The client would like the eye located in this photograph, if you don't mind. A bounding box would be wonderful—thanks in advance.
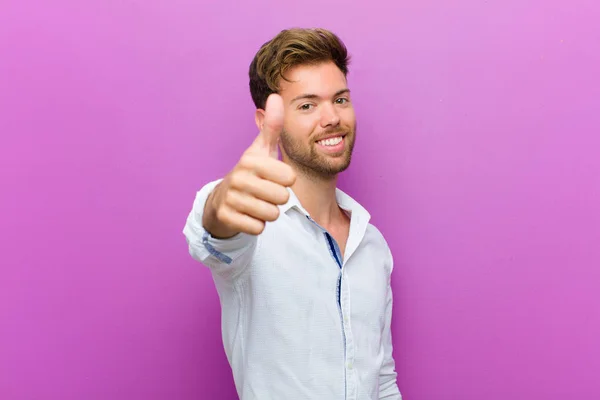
[299,103,314,110]
[335,97,349,105]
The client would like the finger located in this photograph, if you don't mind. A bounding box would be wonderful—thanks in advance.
[218,205,266,236]
[224,189,281,222]
[252,158,296,187]
[230,172,290,205]
[256,94,284,158]
[237,154,296,187]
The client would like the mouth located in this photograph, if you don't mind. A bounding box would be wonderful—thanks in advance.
[316,133,346,146]
[315,134,347,154]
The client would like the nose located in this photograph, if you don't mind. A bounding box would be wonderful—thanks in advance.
[320,103,340,128]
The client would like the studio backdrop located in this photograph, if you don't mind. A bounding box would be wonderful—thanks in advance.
[1,0,599,399]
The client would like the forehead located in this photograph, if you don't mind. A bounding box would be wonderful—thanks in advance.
[279,61,348,98]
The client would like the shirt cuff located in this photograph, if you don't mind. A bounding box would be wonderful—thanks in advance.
[200,229,255,265]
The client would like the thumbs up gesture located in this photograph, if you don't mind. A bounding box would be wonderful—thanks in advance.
[202,94,297,238]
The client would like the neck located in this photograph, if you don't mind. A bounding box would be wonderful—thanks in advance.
[290,168,342,229]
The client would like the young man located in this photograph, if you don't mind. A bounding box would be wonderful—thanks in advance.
[183,28,402,400]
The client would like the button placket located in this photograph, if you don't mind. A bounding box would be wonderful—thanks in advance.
[306,214,349,398]
[340,271,357,399]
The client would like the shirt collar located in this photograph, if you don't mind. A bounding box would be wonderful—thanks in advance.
[279,186,371,263]
[279,186,371,223]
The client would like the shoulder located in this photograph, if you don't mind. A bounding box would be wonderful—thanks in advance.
[365,222,390,250]
[365,222,394,272]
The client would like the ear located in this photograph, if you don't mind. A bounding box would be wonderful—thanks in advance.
[255,108,266,131]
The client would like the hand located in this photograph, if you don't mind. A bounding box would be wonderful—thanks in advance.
[203,94,297,238]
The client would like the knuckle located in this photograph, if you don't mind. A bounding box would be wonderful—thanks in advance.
[277,164,294,184]
[286,167,297,184]
[265,184,288,205]
[215,207,228,223]
[252,221,266,235]
[239,154,256,170]
[229,172,243,189]
[279,188,290,204]
[264,204,280,221]
[223,190,238,208]
[270,205,281,220]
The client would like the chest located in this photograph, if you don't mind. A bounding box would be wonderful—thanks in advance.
[256,214,389,294]
[327,223,350,259]
[251,221,390,335]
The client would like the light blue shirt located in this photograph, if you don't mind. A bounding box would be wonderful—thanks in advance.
[183,179,402,400]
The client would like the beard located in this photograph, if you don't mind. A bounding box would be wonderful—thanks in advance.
[279,125,356,179]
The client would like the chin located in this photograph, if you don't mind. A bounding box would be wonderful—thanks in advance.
[317,159,352,176]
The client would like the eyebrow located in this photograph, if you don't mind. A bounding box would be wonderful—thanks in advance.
[290,88,350,104]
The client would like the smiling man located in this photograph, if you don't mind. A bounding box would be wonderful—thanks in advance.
[183,28,402,400]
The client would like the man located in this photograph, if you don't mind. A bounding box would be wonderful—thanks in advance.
[183,27,402,400]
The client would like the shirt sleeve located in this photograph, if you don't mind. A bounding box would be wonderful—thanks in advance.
[379,246,402,400]
[182,179,258,281]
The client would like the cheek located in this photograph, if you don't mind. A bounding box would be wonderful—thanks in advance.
[285,114,319,138]
[340,108,356,127]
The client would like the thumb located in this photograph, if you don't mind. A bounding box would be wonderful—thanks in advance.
[257,94,284,158]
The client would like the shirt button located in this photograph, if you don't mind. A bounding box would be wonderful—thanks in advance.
[348,363,353,369]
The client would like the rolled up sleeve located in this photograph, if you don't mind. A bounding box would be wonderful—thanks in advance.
[183,179,257,281]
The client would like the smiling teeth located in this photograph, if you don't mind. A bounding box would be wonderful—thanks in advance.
[318,136,343,146]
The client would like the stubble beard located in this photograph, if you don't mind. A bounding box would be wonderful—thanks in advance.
[279,125,356,181]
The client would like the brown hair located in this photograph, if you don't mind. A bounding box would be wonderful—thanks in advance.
[249,28,350,109]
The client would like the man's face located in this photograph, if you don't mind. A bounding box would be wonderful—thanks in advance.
[277,61,356,179]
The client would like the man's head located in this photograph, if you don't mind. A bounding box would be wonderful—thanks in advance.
[249,28,356,179]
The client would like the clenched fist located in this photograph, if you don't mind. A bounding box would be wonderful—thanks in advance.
[202,94,297,238]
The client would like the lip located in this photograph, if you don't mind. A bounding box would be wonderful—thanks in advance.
[314,133,347,143]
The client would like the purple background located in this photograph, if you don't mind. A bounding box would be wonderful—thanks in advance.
[1,0,599,399]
